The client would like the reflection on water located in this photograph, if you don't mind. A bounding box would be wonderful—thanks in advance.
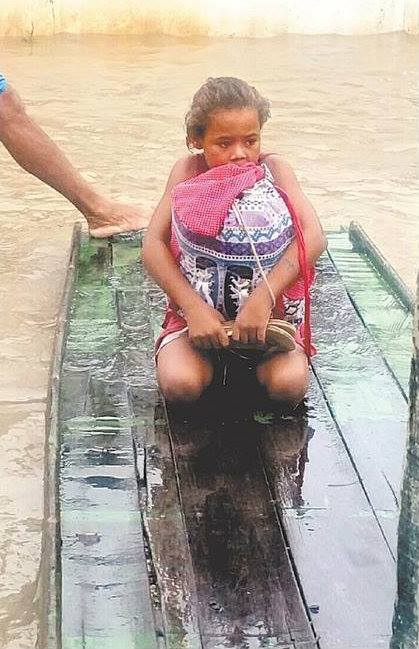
[0,32,418,646]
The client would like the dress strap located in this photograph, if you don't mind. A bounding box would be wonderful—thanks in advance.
[230,202,276,310]
[274,185,313,358]
[261,161,275,183]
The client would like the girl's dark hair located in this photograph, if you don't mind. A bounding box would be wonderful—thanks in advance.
[185,77,270,149]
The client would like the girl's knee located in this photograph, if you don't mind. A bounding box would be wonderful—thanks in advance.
[159,367,213,403]
[257,364,309,405]
[264,376,308,405]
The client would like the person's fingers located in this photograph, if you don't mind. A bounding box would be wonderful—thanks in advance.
[214,328,228,348]
[231,324,265,346]
[218,329,230,348]
[212,326,231,348]
[207,334,220,349]
[231,322,240,342]
[256,326,266,344]
[247,327,260,345]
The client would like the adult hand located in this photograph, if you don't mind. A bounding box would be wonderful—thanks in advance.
[232,290,272,346]
[184,302,229,350]
[86,198,150,238]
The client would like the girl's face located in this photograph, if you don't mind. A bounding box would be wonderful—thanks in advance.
[195,107,261,168]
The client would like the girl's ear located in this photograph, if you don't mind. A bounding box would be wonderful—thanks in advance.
[186,137,203,152]
[192,136,204,150]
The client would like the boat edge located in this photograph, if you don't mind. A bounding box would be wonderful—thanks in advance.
[348,220,415,314]
[36,223,82,649]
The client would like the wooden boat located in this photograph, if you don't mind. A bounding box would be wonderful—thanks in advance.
[38,222,414,649]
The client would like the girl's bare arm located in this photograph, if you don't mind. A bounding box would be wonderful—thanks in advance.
[233,155,327,343]
[261,154,327,295]
[142,158,229,349]
[143,157,202,312]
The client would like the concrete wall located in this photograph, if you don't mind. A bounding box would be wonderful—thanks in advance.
[0,0,418,38]
[404,0,419,31]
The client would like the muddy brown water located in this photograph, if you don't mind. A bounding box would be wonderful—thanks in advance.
[0,32,418,647]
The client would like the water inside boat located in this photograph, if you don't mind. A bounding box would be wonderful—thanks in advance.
[39,224,413,649]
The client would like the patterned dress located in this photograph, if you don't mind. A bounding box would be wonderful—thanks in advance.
[171,164,305,327]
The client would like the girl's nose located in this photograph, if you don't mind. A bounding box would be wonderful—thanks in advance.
[230,144,246,161]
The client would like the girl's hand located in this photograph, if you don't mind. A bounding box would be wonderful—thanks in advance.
[232,290,273,346]
[184,302,229,350]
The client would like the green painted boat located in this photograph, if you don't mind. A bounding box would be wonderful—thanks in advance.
[38,222,414,649]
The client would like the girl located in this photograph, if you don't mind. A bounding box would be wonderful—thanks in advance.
[143,77,326,405]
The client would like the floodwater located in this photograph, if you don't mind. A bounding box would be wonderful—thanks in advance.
[0,32,418,647]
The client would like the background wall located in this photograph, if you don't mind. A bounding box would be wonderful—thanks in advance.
[1,0,418,39]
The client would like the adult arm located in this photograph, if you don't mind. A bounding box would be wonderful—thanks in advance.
[233,154,327,344]
[142,156,229,349]
[0,82,148,236]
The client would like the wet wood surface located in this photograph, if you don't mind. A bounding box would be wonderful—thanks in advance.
[49,229,411,649]
[259,379,395,648]
[311,252,408,556]
[58,237,159,649]
[327,230,413,393]
[131,386,202,649]
[391,274,419,649]
[166,396,318,648]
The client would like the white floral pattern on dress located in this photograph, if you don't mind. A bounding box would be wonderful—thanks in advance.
[193,265,215,307]
[229,275,252,311]
[283,297,305,326]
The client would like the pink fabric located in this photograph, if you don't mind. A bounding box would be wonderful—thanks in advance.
[155,309,187,355]
[171,162,265,238]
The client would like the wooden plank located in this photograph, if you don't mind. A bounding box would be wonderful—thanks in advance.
[259,377,395,648]
[327,230,412,394]
[57,233,159,649]
[391,274,419,649]
[111,236,203,647]
[39,224,81,649]
[112,239,202,649]
[65,238,118,369]
[130,386,203,648]
[59,402,158,649]
[311,252,407,555]
[348,222,414,314]
[165,398,318,649]
[59,368,90,420]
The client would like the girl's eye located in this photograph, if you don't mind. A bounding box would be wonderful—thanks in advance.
[219,142,229,149]
[246,139,257,146]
